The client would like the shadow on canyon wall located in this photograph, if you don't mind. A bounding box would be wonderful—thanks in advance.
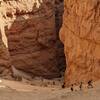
[3,0,66,79]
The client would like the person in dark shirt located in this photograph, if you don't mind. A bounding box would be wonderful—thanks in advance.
[87,80,93,88]
[71,84,74,91]
[62,82,65,88]
[79,82,83,90]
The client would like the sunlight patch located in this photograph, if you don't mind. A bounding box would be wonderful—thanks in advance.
[33,0,43,8]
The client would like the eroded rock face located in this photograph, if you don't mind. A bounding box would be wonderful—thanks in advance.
[60,0,100,86]
[0,38,11,77]
[0,0,62,79]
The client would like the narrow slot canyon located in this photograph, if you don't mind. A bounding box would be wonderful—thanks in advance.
[0,0,99,89]
[0,0,99,100]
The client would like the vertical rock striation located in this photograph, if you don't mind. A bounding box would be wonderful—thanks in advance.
[60,0,100,86]
[0,37,11,77]
[0,0,11,77]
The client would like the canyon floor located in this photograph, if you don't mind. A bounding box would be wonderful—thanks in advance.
[0,79,99,100]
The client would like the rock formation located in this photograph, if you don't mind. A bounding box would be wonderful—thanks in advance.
[6,0,60,79]
[0,0,11,77]
[60,0,100,86]
[0,0,65,79]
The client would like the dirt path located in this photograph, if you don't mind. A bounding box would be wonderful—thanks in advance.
[0,79,99,100]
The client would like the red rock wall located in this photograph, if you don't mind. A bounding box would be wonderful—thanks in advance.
[6,0,60,78]
[0,38,11,77]
[0,0,65,79]
[0,0,12,77]
[60,0,100,86]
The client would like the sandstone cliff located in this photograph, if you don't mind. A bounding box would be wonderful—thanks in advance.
[7,0,60,78]
[0,0,11,77]
[0,0,65,79]
[60,0,100,86]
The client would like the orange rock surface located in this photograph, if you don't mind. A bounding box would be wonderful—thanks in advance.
[60,0,100,86]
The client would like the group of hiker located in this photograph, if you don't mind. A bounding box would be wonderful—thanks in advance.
[62,80,93,91]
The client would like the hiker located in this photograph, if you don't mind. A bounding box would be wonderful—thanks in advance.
[52,81,55,85]
[79,82,83,91]
[62,82,65,88]
[71,84,74,91]
[87,80,93,89]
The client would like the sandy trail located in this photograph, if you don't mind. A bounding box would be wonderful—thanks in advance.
[0,79,99,100]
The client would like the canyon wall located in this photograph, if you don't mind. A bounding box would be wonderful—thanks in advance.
[0,0,12,77]
[60,0,100,86]
[0,36,11,77]
[55,0,65,72]
[7,0,60,79]
[0,0,65,79]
